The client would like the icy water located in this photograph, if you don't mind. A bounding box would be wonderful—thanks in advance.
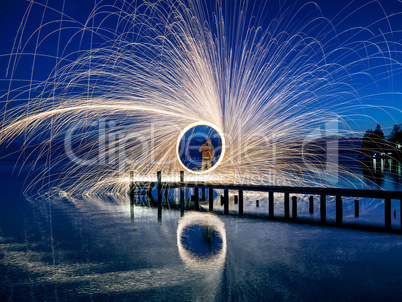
[1,165,402,301]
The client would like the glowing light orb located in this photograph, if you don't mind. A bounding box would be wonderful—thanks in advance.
[176,121,225,174]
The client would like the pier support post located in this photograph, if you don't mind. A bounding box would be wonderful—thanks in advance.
[234,195,239,204]
[269,192,274,218]
[164,187,168,205]
[194,187,199,211]
[180,171,184,214]
[146,184,154,204]
[201,188,206,201]
[239,190,243,216]
[385,198,391,231]
[130,194,134,222]
[209,188,214,212]
[224,189,229,214]
[309,196,314,214]
[221,195,224,206]
[292,196,297,220]
[354,199,359,217]
[336,195,343,225]
[284,193,290,219]
[129,171,134,203]
[157,171,162,220]
[320,194,326,224]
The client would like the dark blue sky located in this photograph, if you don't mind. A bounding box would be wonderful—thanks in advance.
[1,0,401,136]
[314,0,402,135]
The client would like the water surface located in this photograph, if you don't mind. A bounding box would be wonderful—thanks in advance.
[1,166,402,301]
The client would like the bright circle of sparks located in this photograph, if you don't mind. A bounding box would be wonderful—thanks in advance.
[177,212,227,272]
[176,121,225,174]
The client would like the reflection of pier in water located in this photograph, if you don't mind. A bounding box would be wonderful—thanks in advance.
[128,171,402,234]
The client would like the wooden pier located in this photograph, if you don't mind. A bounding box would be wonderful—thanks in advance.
[129,171,402,234]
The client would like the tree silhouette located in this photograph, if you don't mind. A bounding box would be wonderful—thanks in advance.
[373,123,385,139]
[389,124,402,161]
[389,124,402,146]
[360,124,386,158]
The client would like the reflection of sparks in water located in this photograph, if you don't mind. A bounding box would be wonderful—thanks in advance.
[0,0,401,195]
[177,212,227,272]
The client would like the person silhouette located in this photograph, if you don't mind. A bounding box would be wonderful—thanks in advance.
[199,138,214,171]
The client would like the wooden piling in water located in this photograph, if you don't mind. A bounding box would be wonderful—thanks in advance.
[269,192,274,218]
[209,188,214,212]
[354,199,359,217]
[129,171,134,203]
[164,187,168,205]
[336,195,343,225]
[130,195,134,222]
[284,193,290,219]
[146,184,153,202]
[239,190,244,216]
[385,198,391,230]
[320,194,326,224]
[224,189,229,214]
[157,171,162,220]
[180,171,184,213]
[292,196,297,220]
[234,195,239,204]
[201,188,206,201]
[309,196,314,214]
[194,187,199,211]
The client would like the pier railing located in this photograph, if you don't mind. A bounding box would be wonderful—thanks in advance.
[129,171,402,233]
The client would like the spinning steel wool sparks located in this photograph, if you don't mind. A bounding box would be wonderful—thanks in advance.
[0,0,401,195]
